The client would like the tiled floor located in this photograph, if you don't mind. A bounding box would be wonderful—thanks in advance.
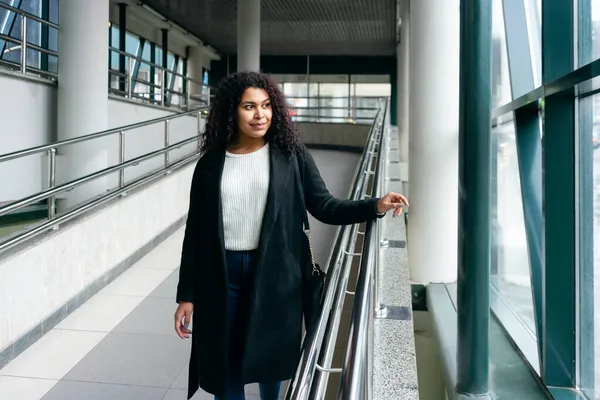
[0,149,359,400]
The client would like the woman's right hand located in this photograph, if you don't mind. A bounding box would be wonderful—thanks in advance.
[174,302,194,339]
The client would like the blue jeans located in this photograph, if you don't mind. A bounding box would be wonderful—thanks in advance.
[215,250,282,400]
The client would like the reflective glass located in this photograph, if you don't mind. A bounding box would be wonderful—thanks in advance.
[352,84,389,123]
[283,83,319,122]
[593,91,600,400]
[173,58,185,104]
[594,0,600,58]
[490,118,536,335]
[524,0,542,86]
[492,0,512,107]
[125,31,140,64]
[109,24,120,71]
[155,46,164,83]
[582,0,600,66]
[318,83,350,123]
[134,41,152,98]
[0,0,43,71]
[47,0,57,74]
[579,91,600,399]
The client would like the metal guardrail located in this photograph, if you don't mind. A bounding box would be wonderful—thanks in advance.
[0,95,379,253]
[0,106,207,253]
[285,98,388,399]
[286,96,381,125]
[0,2,59,79]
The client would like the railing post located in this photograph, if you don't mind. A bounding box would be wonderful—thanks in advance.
[160,70,165,106]
[47,148,56,224]
[127,57,134,98]
[197,111,202,149]
[207,86,211,107]
[20,15,27,74]
[164,119,170,167]
[186,79,191,111]
[373,121,386,318]
[119,130,126,187]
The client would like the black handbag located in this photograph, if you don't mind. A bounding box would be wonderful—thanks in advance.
[293,153,326,335]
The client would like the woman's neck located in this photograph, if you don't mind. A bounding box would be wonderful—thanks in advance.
[228,136,266,154]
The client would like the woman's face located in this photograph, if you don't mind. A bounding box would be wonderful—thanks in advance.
[237,87,272,141]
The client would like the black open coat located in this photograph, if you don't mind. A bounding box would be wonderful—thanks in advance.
[176,144,381,399]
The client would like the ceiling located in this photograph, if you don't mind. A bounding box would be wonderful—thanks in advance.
[137,0,397,56]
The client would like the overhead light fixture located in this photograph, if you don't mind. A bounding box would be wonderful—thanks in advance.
[141,4,166,21]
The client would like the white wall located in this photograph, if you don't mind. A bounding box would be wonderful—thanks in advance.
[297,122,371,148]
[0,73,56,202]
[0,162,194,352]
[107,98,203,185]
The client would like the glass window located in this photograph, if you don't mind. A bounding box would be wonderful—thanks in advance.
[354,97,381,123]
[490,116,538,346]
[492,0,512,107]
[578,91,600,399]
[134,41,152,98]
[47,0,57,74]
[0,0,44,71]
[318,83,350,123]
[109,24,120,71]
[0,0,61,75]
[152,47,165,103]
[283,82,318,122]
[352,84,390,123]
[579,0,600,67]
[524,0,542,86]
[125,31,140,71]
[592,93,600,400]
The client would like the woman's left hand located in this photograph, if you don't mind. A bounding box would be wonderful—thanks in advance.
[377,192,409,217]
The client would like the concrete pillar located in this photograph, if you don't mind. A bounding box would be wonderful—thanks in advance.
[237,0,261,72]
[57,0,109,210]
[407,0,460,284]
[397,0,410,164]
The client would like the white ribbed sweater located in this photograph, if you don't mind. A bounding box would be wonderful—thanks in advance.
[221,144,270,251]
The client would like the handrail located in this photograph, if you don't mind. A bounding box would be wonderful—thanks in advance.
[285,98,389,400]
[0,106,208,254]
[339,103,387,399]
[0,152,200,254]
[0,135,200,218]
[0,107,207,163]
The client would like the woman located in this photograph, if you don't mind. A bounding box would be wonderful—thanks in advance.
[174,71,408,400]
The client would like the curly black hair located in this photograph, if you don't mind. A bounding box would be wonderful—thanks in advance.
[200,71,301,155]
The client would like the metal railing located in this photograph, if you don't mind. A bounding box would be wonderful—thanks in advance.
[0,2,59,79]
[0,107,207,254]
[285,99,388,400]
[286,96,381,125]
[108,47,212,110]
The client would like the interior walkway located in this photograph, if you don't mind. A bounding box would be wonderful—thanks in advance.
[0,149,360,400]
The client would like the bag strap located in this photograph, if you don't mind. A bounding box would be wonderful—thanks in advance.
[292,151,319,275]
[292,151,311,232]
